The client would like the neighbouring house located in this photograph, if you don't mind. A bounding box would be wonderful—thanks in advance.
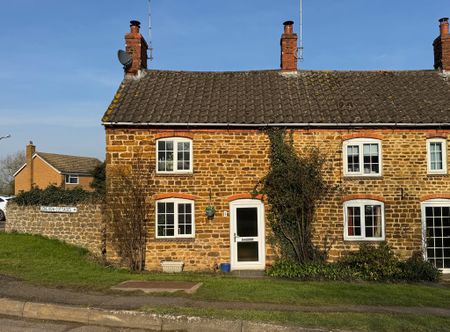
[14,142,101,194]
[103,18,450,272]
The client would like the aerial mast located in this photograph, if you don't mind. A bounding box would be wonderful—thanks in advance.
[299,0,304,62]
[148,0,154,61]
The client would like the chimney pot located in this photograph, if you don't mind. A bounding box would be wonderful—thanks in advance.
[283,21,294,34]
[440,17,449,36]
[130,20,141,34]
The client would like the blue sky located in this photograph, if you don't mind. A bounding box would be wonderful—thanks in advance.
[0,0,448,160]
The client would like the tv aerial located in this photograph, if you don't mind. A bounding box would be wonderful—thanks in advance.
[299,0,304,62]
[117,50,132,69]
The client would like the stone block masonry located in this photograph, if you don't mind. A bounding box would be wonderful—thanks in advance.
[106,128,450,271]
[5,203,104,256]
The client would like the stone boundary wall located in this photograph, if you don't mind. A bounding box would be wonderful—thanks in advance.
[5,203,104,256]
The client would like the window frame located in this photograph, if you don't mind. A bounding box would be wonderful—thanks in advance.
[421,198,450,272]
[155,198,195,239]
[427,138,448,175]
[156,137,193,174]
[65,174,79,184]
[343,199,385,241]
[343,138,382,177]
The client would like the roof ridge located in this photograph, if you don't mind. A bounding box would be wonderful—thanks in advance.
[141,69,437,74]
[37,151,100,161]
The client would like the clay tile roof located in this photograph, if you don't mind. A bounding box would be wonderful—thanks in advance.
[102,69,450,126]
[37,152,101,175]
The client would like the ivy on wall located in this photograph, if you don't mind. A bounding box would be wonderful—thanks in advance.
[256,128,332,263]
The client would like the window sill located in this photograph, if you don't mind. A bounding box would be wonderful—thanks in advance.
[344,238,385,242]
[153,237,195,242]
[427,173,448,177]
[155,173,194,177]
[343,176,383,181]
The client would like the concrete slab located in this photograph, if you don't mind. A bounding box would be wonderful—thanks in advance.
[23,302,89,324]
[111,280,202,294]
[0,298,25,317]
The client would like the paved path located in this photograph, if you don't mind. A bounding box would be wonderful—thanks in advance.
[0,275,449,317]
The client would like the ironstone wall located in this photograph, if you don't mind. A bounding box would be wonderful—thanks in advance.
[5,203,105,256]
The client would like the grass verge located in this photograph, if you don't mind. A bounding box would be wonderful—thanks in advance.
[144,306,450,332]
[1,233,450,309]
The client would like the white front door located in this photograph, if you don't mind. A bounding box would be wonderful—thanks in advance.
[230,199,265,270]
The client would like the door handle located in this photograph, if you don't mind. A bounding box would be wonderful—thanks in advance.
[234,233,237,243]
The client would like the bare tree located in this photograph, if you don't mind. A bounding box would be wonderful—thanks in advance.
[0,151,25,195]
[105,159,151,271]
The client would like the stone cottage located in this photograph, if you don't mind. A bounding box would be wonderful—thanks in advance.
[103,18,450,272]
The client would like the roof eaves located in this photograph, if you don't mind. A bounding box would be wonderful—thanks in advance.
[12,163,27,178]
[102,121,450,128]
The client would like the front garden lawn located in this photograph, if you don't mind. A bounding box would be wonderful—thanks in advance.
[1,233,450,309]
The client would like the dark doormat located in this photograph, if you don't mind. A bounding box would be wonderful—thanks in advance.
[111,280,202,294]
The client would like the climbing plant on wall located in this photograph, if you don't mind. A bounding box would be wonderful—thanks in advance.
[257,128,332,263]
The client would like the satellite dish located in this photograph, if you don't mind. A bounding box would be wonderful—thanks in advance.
[117,50,132,69]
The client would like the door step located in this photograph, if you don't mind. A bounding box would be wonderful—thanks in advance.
[231,270,266,278]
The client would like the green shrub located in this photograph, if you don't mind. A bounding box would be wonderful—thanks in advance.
[337,243,402,281]
[13,185,101,206]
[268,244,441,282]
[267,260,357,281]
[397,252,441,282]
[90,162,106,195]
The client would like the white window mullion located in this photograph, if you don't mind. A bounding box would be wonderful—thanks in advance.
[360,205,366,239]
[174,202,179,237]
[173,143,178,172]
[358,143,364,175]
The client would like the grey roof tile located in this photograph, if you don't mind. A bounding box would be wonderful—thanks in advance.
[102,69,450,126]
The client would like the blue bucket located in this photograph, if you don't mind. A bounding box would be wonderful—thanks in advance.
[220,263,231,273]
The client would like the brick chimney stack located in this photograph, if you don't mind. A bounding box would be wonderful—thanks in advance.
[125,20,148,76]
[26,141,35,191]
[280,21,298,71]
[434,17,450,72]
